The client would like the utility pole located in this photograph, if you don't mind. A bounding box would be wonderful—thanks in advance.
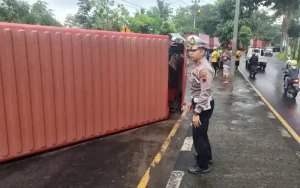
[192,0,200,28]
[230,0,241,78]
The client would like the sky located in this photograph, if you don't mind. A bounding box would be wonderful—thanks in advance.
[26,0,217,24]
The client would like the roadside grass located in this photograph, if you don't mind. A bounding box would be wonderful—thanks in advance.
[275,53,300,67]
[276,53,286,61]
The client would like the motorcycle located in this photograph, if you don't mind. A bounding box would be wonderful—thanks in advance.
[283,70,300,98]
[249,65,257,78]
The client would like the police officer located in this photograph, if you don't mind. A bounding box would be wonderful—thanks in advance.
[187,35,215,174]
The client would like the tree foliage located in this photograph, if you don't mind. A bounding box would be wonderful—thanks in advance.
[172,6,201,35]
[65,0,175,34]
[239,26,252,48]
[0,0,61,26]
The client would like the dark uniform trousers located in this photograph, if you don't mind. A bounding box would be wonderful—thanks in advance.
[192,100,215,169]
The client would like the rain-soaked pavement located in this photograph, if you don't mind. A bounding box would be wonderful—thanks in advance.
[167,71,300,188]
[239,55,300,135]
[0,112,188,188]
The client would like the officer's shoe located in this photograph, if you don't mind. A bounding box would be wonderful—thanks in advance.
[188,164,210,174]
[193,153,213,165]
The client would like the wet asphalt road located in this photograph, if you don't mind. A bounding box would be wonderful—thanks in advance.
[0,113,184,188]
[239,55,300,135]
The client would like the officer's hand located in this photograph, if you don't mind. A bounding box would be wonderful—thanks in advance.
[187,103,192,112]
[192,114,200,128]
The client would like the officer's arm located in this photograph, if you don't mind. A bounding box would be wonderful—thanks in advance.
[194,68,213,114]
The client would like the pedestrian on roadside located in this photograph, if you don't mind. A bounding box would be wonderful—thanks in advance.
[205,49,210,61]
[211,47,219,77]
[235,48,242,70]
[222,49,231,84]
[186,35,215,174]
[219,48,224,76]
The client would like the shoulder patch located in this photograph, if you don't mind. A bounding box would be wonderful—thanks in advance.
[200,72,207,78]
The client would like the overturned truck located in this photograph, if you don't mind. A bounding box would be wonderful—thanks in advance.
[0,24,187,162]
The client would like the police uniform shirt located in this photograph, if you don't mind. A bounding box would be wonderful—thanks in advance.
[190,57,214,114]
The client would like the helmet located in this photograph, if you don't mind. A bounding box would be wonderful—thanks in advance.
[186,35,207,50]
[290,60,297,66]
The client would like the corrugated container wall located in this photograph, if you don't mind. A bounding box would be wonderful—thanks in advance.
[0,23,169,162]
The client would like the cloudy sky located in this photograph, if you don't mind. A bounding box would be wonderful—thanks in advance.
[26,0,217,24]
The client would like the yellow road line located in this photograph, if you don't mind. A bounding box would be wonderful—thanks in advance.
[239,69,300,144]
[137,110,187,188]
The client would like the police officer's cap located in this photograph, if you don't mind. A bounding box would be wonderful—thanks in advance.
[187,35,207,50]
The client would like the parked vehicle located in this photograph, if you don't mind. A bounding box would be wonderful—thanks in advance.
[246,48,268,71]
[264,48,273,57]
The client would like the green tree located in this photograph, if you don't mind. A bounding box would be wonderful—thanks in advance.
[134,8,146,17]
[239,26,252,49]
[128,14,160,34]
[66,0,130,31]
[247,11,281,45]
[31,0,61,26]
[249,10,275,37]
[212,0,266,46]
[172,6,200,34]
[265,0,300,52]
[159,21,176,35]
[64,14,79,28]
[74,0,93,29]
[0,0,61,26]
[153,0,172,21]
[0,0,31,23]
[196,4,219,36]
[108,4,130,31]
[288,20,300,59]
[91,0,115,30]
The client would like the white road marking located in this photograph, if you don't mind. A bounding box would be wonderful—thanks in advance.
[181,137,193,151]
[258,101,265,105]
[165,171,185,188]
[267,112,276,119]
[253,93,259,97]
[231,120,239,124]
[296,151,300,157]
[278,127,291,138]
[296,151,300,159]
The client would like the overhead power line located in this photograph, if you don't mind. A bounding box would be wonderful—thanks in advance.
[164,0,184,7]
[121,0,145,9]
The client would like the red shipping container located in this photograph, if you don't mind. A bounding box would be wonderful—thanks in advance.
[0,23,169,162]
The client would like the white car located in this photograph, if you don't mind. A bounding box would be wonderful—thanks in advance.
[245,48,268,71]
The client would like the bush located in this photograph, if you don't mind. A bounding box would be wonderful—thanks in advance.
[276,53,286,61]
